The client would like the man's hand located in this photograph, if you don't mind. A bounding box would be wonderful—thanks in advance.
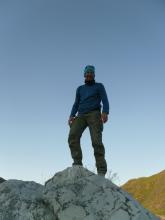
[68,117,76,126]
[101,112,108,123]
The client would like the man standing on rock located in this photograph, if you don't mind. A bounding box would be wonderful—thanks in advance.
[68,65,109,176]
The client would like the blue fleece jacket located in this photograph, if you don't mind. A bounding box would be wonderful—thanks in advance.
[70,82,109,117]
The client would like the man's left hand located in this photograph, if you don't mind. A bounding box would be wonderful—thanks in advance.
[101,112,108,123]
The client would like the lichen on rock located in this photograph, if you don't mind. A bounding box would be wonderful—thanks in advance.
[0,167,160,220]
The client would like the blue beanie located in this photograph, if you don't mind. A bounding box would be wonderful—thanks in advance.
[84,65,95,77]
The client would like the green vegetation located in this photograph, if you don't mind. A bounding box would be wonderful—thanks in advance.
[122,170,165,216]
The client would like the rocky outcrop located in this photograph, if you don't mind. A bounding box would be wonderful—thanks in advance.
[0,166,160,220]
[0,177,5,184]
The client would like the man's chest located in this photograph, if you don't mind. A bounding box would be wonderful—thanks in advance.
[79,86,99,100]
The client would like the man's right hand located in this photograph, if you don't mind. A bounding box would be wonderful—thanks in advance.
[68,117,76,126]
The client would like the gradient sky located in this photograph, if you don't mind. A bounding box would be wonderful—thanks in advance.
[0,0,165,185]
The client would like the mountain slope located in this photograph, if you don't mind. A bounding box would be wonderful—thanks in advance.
[122,170,165,216]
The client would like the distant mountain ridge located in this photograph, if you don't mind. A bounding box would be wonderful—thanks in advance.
[122,170,165,217]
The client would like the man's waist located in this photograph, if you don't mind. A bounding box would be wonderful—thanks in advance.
[78,107,101,115]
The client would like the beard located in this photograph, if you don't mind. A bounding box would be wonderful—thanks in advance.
[84,79,95,85]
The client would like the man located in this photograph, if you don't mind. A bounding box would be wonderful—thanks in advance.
[68,65,109,176]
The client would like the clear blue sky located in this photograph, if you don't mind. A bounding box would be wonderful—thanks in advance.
[0,0,164,185]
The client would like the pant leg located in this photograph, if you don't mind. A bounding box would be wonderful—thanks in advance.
[68,115,88,165]
[86,110,107,174]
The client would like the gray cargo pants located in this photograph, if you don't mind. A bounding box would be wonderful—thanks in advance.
[68,110,107,174]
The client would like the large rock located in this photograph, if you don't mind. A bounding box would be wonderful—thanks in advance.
[0,177,5,184]
[0,167,160,220]
[0,179,54,220]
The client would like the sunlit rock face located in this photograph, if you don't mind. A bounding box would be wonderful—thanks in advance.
[0,167,159,220]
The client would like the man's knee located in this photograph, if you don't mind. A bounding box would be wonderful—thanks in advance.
[92,141,105,155]
[91,137,103,147]
[68,132,80,144]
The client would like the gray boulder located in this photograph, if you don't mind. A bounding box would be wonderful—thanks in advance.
[0,180,54,220]
[0,177,5,184]
[0,167,160,220]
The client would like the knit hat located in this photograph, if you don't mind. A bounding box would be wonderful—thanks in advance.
[84,65,95,77]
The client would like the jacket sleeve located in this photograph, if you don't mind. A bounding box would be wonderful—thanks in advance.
[70,87,80,117]
[99,83,109,114]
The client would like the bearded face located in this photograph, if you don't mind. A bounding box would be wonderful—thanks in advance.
[84,72,95,85]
